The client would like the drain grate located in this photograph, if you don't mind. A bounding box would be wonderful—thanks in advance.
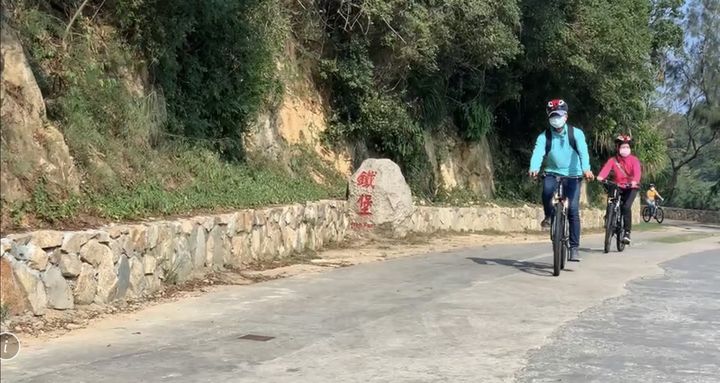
[238,334,275,342]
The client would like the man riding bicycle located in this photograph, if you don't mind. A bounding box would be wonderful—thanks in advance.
[529,99,594,262]
[597,134,642,244]
[646,184,664,217]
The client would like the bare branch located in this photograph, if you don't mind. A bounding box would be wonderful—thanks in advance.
[380,15,406,43]
[63,0,91,48]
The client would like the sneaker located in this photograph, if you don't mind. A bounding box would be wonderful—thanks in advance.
[568,248,580,262]
[541,217,551,228]
[623,233,632,244]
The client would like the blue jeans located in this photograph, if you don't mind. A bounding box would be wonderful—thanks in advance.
[542,175,582,248]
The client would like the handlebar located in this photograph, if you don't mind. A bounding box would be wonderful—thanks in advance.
[537,173,583,180]
[600,180,632,189]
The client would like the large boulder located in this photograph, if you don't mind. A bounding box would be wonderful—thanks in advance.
[0,256,29,315]
[347,159,414,229]
[42,266,74,310]
[11,259,47,315]
[73,263,97,305]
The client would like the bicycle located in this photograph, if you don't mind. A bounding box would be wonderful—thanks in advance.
[542,173,579,276]
[602,180,629,253]
[642,198,665,223]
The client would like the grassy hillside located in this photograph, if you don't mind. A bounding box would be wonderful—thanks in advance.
[1,1,344,232]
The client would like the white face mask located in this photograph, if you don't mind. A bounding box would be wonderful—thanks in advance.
[549,115,567,129]
[619,147,631,157]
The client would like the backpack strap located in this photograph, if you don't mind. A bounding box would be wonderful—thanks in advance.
[545,126,580,157]
[545,129,552,156]
[568,125,579,155]
[612,157,630,178]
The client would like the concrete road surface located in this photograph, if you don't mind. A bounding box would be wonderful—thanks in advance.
[2,221,719,383]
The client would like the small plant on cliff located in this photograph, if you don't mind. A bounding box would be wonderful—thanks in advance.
[0,303,9,323]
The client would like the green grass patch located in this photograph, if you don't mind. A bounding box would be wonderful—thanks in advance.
[9,146,344,225]
[652,233,716,244]
[632,222,667,232]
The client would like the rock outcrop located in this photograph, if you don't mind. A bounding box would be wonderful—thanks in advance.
[0,22,80,205]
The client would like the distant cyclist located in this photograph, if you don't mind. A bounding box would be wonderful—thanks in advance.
[529,99,594,262]
[597,134,642,244]
[646,184,664,217]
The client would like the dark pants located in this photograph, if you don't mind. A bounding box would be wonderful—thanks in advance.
[542,176,581,248]
[619,189,638,233]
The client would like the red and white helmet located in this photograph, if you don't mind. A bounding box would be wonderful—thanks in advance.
[546,99,568,116]
[615,134,633,146]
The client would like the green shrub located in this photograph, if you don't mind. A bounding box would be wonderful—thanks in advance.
[114,0,287,160]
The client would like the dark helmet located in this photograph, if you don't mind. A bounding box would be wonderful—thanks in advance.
[650,183,655,188]
[546,99,568,116]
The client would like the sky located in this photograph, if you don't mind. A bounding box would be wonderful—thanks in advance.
[653,0,705,114]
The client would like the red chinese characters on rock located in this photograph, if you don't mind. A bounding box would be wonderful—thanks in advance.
[357,194,373,216]
[353,170,377,229]
[356,170,377,189]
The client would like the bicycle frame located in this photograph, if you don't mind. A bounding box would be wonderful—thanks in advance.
[602,180,628,252]
[542,173,581,276]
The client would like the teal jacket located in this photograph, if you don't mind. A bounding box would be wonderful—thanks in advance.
[529,125,591,176]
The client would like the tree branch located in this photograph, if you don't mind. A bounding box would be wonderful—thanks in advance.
[63,0,91,48]
[675,128,719,170]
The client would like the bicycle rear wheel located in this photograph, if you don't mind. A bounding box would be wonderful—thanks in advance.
[642,207,651,222]
[616,217,626,252]
[604,206,615,253]
[561,212,569,270]
[655,207,665,224]
[552,204,563,276]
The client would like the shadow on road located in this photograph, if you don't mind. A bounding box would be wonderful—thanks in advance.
[579,247,605,254]
[467,257,564,277]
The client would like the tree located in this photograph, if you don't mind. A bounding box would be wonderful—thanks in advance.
[660,0,720,201]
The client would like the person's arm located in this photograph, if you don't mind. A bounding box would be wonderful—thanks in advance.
[529,133,546,174]
[597,159,614,180]
[631,156,642,186]
[576,129,592,173]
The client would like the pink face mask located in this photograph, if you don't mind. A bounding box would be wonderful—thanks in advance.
[619,147,631,157]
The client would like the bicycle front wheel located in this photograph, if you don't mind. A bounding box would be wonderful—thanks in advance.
[561,212,569,270]
[604,206,615,253]
[616,215,626,252]
[553,204,563,276]
[642,207,651,222]
[656,207,665,223]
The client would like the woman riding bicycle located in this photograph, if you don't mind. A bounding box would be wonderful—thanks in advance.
[596,134,642,244]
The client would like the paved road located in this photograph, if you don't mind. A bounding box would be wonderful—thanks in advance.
[1,222,719,383]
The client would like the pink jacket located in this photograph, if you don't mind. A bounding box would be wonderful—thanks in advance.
[598,155,642,189]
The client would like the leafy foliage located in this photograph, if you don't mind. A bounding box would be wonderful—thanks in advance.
[114,0,286,160]
[306,0,521,193]
[3,0,692,228]
[653,0,720,206]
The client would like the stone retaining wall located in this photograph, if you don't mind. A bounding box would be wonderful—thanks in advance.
[398,206,602,235]
[396,202,640,236]
[0,200,638,316]
[1,201,348,316]
[661,207,720,224]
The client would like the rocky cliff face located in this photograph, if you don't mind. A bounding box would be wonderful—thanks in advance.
[245,50,353,179]
[0,22,80,205]
[1,25,496,213]
[424,130,495,198]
